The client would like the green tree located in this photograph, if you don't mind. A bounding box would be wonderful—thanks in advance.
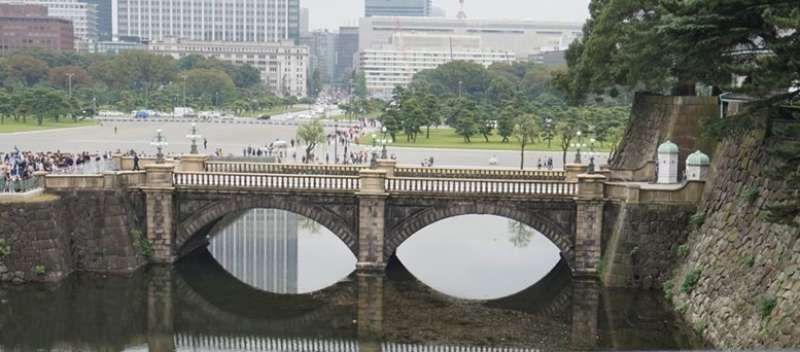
[296,119,326,161]
[184,68,236,108]
[111,51,177,108]
[447,98,478,143]
[4,54,50,86]
[556,107,586,166]
[513,113,540,170]
[353,71,368,99]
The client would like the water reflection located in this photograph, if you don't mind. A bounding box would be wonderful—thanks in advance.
[396,215,561,300]
[206,208,356,294]
[0,250,703,351]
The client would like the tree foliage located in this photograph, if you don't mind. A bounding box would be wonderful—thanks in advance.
[561,0,800,102]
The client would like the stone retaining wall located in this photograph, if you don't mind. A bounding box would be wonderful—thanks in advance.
[0,190,146,283]
[609,94,718,178]
[668,115,800,348]
[601,202,695,289]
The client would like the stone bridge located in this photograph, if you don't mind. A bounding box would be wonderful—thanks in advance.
[40,157,706,278]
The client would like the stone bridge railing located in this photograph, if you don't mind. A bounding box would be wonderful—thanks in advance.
[171,171,577,196]
[202,160,566,180]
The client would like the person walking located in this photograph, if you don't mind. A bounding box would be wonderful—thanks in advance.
[132,153,140,171]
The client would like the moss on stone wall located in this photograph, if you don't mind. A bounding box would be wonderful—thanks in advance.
[668,110,800,348]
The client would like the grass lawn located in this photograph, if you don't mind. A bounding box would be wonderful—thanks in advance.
[0,119,97,134]
[359,127,615,152]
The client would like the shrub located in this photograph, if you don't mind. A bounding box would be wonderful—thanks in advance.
[0,239,10,258]
[760,297,777,320]
[681,269,702,294]
[689,213,705,226]
[676,244,689,258]
[131,229,153,258]
[745,255,756,268]
[662,280,674,301]
[742,187,760,205]
[33,264,46,275]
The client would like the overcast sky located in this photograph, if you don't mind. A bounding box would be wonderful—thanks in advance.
[302,0,591,31]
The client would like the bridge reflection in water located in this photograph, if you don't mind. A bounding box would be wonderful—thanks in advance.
[0,250,699,352]
[207,209,299,294]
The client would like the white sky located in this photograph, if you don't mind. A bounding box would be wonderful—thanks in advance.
[302,0,591,31]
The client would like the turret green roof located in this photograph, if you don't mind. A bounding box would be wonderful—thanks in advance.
[687,150,711,166]
[657,141,679,154]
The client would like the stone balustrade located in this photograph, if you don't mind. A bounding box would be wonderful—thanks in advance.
[604,181,705,204]
[43,171,147,190]
[174,171,361,191]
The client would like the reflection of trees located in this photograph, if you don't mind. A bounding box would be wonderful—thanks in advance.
[508,220,535,248]
[299,217,322,235]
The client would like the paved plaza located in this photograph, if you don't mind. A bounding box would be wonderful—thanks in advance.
[0,120,607,169]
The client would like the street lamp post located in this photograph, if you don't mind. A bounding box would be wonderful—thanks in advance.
[150,129,169,164]
[181,75,187,107]
[333,123,338,164]
[66,73,75,97]
[380,126,389,159]
[458,80,463,97]
[185,123,203,154]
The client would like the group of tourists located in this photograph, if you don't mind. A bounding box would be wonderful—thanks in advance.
[1,148,113,192]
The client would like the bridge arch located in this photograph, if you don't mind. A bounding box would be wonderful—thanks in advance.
[385,202,574,266]
[175,195,358,257]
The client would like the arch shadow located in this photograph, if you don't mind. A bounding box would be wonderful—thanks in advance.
[175,195,358,258]
[174,248,357,337]
[385,202,574,266]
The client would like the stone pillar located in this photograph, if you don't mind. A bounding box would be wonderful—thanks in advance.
[571,279,599,350]
[111,153,123,171]
[357,169,388,271]
[575,174,606,277]
[178,154,208,172]
[33,171,48,190]
[375,159,397,178]
[357,272,384,344]
[143,164,176,264]
[566,164,589,182]
[147,266,175,352]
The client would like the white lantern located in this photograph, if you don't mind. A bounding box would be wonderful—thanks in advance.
[657,141,679,184]
[686,150,710,181]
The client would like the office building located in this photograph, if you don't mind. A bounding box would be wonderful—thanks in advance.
[360,32,514,98]
[149,38,308,97]
[113,0,301,43]
[299,7,309,37]
[0,3,74,52]
[0,0,98,42]
[359,16,582,61]
[208,209,299,294]
[335,26,359,84]
[80,0,112,41]
[300,30,338,86]
[365,0,431,17]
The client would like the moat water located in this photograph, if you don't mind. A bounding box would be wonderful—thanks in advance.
[0,211,704,351]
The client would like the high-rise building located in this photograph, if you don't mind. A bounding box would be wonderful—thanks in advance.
[299,7,310,37]
[149,38,309,97]
[335,26,359,85]
[359,32,514,98]
[300,30,338,86]
[79,0,111,41]
[0,3,74,52]
[359,16,583,61]
[113,0,301,43]
[208,209,299,294]
[365,0,431,17]
[0,0,98,43]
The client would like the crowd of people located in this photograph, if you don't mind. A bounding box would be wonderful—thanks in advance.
[1,148,114,191]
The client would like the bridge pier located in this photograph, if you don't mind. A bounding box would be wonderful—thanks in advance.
[143,164,177,264]
[147,266,176,352]
[356,168,389,271]
[575,174,606,277]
